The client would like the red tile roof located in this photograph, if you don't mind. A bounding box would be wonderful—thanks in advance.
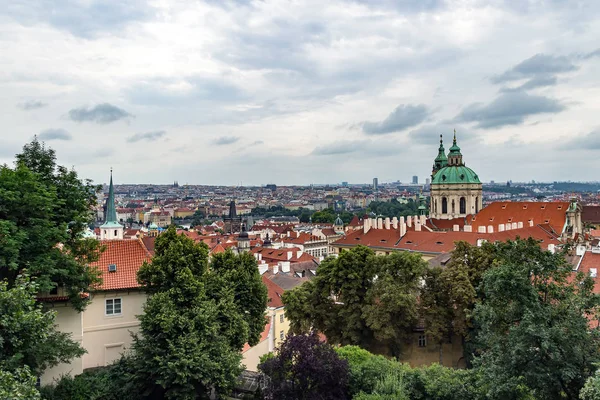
[242,317,271,353]
[91,240,152,291]
[262,275,284,308]
[470,202,569,235]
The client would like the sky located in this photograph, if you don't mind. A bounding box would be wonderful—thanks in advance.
[1,0,600,186]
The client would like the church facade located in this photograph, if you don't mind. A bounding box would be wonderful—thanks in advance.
[429,132,483,220]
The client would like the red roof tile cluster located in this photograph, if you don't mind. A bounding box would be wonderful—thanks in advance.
[470,202,569,235]
[242,318,271,353]
[91,240,151,291]
[262,275,285,308]
[583,206,600,224]
[252,247,316,263]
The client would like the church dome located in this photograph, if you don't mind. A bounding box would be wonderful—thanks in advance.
[431,165,480,185]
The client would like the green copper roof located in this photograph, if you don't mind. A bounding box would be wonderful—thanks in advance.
[431,165,480,185]
[335,215,343,226]
[434,135,448,166]
[449,130,461,154]
[101,170,120,227]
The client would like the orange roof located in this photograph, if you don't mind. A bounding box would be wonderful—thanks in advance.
[262,275,284,308]
[91,240,151,291]
[334,225,560,255]
[210,243,226,255]
[470,202,569,235]
[242,317,271,353]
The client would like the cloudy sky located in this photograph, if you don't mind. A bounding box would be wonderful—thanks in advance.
[1,0,600,185]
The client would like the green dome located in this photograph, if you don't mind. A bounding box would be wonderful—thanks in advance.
[431,165,480,185]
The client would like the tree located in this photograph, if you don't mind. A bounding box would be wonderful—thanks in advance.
[283,246,427,356]
[580,369,600,400]
[0,276,85,380]
[473,238,600,400]
[0,138,101,310]
[133,227,267,399]
[259,332,350,400]
[0,366,40,400]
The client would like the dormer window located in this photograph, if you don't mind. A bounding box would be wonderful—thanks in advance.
[108,264,117,272]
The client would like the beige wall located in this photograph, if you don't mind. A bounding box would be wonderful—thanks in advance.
[270,307,290,349]
[82,291,147,369]
[402,333,465,369]
[40,304,83,385]
[242,337,271,372]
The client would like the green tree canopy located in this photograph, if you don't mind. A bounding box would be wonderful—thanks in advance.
[133,227,267,399]
[0,138,101,310]
[0,276,85,378]
[473,238,600,400]
[283,246,427,356]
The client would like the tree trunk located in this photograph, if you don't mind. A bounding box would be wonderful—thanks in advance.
[439,342,444,365]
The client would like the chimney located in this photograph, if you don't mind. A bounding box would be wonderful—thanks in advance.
[512,222,518,230]
[415,220,421,232]
[297,250,303,259]
[463,225,472,232]
[287,231,290,237]
[487,225,494,234]
[296,231,300,238]
[453,224,460,232]
[498,224,505,232]
[272,264,279,274]
[420,215,426,226]
[287,251,293,260]
[504,223,511,231]
[363,218,370,234]
[377,218,383,230]
[517,222,523,229]
[478,226,486,233]
[258,265,268,275]
[280,261,290,273]
[529,220,534,227]
[372,218,377,229]
[384,217,391,230]
[547,244,555,254]
[400,223,407,237]
[407,217,412,228]
[392,217,398,229]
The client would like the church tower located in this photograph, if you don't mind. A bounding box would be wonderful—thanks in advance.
[100,169,124,240]
[429,131,482,220]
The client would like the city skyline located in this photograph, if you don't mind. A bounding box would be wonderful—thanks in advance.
[2,1,600,185]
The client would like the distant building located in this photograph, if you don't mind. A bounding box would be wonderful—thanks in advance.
[265,184,277,191]
[224,200,243,234]
[412,175,418,184]
[425,178,430,185]
[373,178,378,191]
[342,181,348,187]
[100,170,124,240]
[429,132,482,220]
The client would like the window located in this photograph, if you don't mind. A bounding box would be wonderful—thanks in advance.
[475,197,479,213]
[418,335,427,348]
[441,197,448,214]
[280,330,284,340]
[114,229,117,236]
[460,197,466,214]
[105,298,122,315]
[280,314,285,323]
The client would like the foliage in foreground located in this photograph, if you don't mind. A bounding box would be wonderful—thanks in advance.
[259,332,350,400]
[132,226,268,399]
[0,276,84,379]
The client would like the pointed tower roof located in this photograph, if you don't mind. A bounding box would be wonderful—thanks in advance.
[228,200,237,218]
[334,214,344,226]
[449,129,462,155]
[434,134,448,165]
[101,169,122,229]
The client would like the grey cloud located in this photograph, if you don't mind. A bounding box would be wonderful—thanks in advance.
[455,92,566,129]
[500,75,558,92]
[564,129,600,150]
[362,104,430,135]
[491,54,577,84]
[68,103,132,124]
[312,139,403,157]
[408,124,478,146]
[18,100,47,110]
[38,128,72,141]
[581,48,600,60]
[213,136,240,145]
[126,130,166,143]
[3,0,152,38]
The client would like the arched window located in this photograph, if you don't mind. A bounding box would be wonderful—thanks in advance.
[114,229,117,236]
[475,197,479,213]
[460,197,466,214]
[442,197,448,214]
[452,199,455,214]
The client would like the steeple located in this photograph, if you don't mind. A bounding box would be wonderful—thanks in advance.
[105,169,117,224]
[447,129,463,166]
[228,200,237,218]
[432,134,448,175]
[100,169,124,240]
